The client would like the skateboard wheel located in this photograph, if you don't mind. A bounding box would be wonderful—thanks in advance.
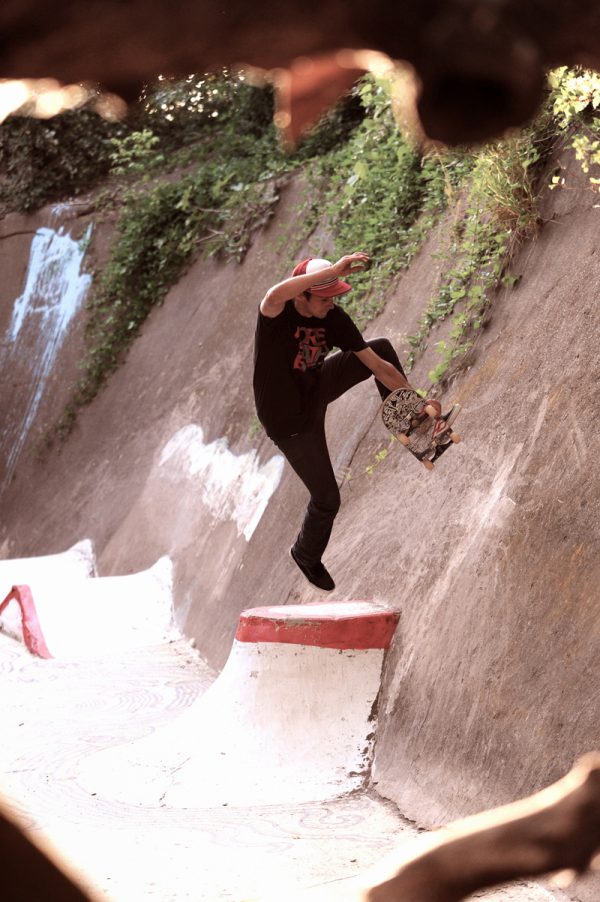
[450,433,462,443]
[423,460,435,471]
[398,434,410,446]
[424,404,439,418]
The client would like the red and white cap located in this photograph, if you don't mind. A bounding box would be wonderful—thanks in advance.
[292,257,352,298]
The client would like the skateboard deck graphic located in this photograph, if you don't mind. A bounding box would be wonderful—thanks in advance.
[381,388,462,470]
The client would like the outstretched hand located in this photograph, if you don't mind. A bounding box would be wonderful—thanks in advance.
[331,252,370,277]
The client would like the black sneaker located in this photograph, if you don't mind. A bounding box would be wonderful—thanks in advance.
[290,545,335,591]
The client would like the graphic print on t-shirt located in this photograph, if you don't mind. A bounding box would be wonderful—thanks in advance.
[293,326,329,372]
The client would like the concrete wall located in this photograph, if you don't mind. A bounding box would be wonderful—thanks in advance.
[0,156,598,899]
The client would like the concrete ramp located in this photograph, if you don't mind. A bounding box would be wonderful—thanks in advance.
[0,539,96,589]
[79,601,399,807]
[0,540,96,647]
[0,555,177,658]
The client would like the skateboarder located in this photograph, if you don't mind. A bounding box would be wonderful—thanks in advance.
[253,252,418,591]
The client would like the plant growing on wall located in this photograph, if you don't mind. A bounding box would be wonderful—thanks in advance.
[21,67,597,448]
[0,107,126,213]
[549,67,600,191]
[406,89,560,385]
[291,77,472,328]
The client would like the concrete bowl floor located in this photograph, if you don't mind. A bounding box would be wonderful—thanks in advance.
[0,632,564,901]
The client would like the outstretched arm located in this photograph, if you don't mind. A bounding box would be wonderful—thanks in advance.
[260,253,370,318]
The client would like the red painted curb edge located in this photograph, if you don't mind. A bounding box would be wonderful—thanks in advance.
[0,585,53,659]
[236,605,400,650]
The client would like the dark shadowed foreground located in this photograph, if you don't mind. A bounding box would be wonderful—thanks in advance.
[2,1,600,143]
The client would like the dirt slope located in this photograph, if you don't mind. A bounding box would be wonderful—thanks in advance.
[0,151,599,899]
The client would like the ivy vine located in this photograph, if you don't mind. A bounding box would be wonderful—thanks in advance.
[4,66,597,448]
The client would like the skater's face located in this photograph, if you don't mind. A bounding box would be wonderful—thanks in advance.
[303,292,338,318]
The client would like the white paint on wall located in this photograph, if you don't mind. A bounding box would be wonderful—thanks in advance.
[1,225,92,488]
[159,424,284,540]
[7,225,91,344]
[49,202,75,223]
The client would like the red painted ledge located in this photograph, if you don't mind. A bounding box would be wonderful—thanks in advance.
[0,585,52,659]
[236,602,399,650]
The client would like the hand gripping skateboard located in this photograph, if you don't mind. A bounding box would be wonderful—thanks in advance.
[381,388,462,470]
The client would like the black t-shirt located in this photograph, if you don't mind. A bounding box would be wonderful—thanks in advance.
[253,300,367,440]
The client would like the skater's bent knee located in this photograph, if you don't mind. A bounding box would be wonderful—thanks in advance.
[368,336,405,376]
[368,337,393,354]
[312,488,341,515]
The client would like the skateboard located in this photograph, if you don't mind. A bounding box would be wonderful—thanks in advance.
[381,388,462,470]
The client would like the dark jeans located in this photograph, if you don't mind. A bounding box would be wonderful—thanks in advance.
[274,337,405,565]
